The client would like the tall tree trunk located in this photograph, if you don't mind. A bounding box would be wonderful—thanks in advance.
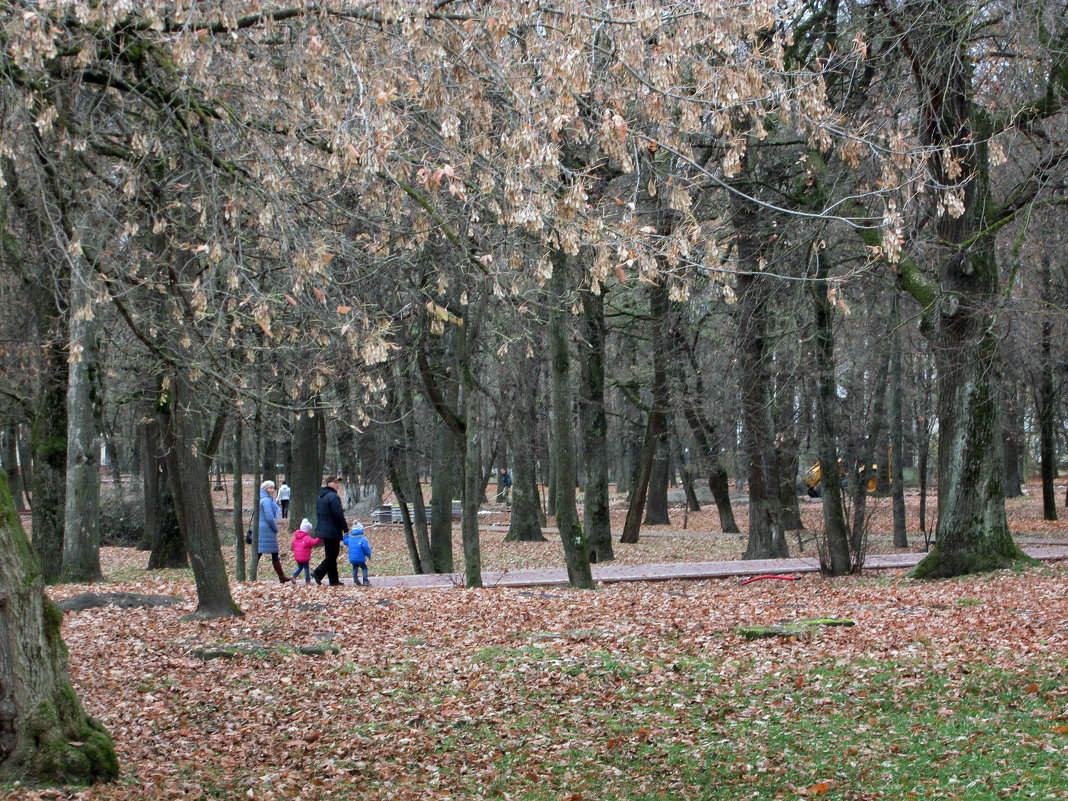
[548,250,594,588]
[905,5,1030,576]
[335,375,358,493]
[0,472,118,785]
[620,403,661,543]
[1038,256,1058,521]
[506,355,546,543]
[30,340,67,583]
[889,303,909,547]
[290,401,324,532]
[232,418,246,582]
[458,297,484,588]
[400,364,434,572]
[430,419,457,573]
[146,414,186,571]
[139,417,158,551]
[261,437,277,488]
[4,159,67,583]
[159,375,241,617]
[810,249,851,575]
[774,430,803,531]
[736,241,788,558]
[61,251,103,583]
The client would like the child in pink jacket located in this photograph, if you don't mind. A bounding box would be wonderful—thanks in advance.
[291,519,322,584]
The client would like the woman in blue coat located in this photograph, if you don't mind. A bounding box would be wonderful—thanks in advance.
[255,480,290,583]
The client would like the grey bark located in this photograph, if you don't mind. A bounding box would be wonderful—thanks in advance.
[61,250,103,583]
[547,250,594,588]
[810,249,851,575]
[735,202,788,560]
[159,374,241,617]
[505,355,546,543]
[232,418,246,582]
[290,401,325,532]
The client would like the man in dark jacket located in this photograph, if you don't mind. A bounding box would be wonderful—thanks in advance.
[312,476,348,585]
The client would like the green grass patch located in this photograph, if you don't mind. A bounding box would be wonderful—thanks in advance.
[349,647,1068,800]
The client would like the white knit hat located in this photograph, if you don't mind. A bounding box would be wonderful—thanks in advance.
[300,518,314,533]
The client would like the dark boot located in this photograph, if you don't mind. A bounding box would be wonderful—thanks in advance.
[272,560,291,584]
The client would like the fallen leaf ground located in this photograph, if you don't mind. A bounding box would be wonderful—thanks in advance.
[7,481,1067,801]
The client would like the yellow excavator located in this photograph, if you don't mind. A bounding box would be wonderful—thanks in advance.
[804,459,878,498]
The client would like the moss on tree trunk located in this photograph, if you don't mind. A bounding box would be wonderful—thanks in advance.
[0,472,118,786]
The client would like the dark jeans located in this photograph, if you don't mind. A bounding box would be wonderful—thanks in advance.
[280,499,289,518]
[351,562,368,584]
[292,561,310,581]
[313,539,342,585]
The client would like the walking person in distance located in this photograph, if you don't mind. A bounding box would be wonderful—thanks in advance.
[312,476,347,585]
[277,480,291,519]
[255,480,291,584]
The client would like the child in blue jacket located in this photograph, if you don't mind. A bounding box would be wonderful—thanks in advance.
[344,523,372,586]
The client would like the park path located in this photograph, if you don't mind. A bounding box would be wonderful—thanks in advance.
[352,543,1068,589]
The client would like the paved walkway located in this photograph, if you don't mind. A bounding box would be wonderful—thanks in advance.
[357,544,1068,589]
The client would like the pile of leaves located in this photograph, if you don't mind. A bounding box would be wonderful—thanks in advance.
[11,558,1067,801]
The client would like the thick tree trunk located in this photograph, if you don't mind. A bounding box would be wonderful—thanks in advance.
[506,356,546,543]
[0,472,118,784]
[548,250,594,588]
[736,265,788,559]
[159,375,242,617]
[810,251,851,575]
[61,256,103,583]
[146,456,186,570]
[430,419,457,572]
[143,405,186,570]
[905,6,1029,577]
[774,431,803,531]
[579,288,613,561]
[335,377,358,493]
[290,404,324,531]
[30,340,67,584]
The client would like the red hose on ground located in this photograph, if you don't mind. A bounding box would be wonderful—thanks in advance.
[739,574,801,586]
